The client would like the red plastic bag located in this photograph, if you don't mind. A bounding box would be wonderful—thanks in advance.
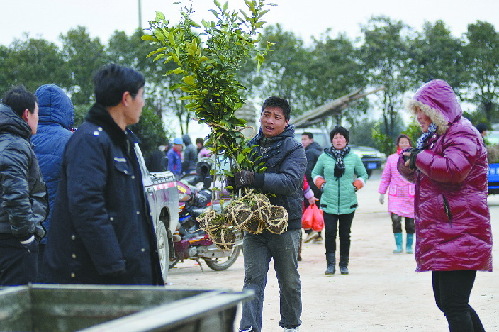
[312,207,324,231]
[301,205,315,229]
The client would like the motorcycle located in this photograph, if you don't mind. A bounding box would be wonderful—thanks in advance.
[172,164,242,271]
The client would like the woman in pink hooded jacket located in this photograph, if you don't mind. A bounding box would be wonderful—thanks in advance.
[398,79,492,332]
[378,134,415,254]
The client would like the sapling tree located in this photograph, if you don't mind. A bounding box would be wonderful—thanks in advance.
[144,1,283,246]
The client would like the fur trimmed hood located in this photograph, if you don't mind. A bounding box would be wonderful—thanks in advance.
[405,79,462,135]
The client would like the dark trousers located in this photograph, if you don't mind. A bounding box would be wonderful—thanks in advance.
[324,212,355,256]
[432,270,485,332]
[390,214,415,233]
[240,230,302,331]
[0,236,38,286]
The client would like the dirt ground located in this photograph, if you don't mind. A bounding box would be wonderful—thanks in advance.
[167,170,498,332]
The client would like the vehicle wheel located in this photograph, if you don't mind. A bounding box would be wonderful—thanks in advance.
[203,245,241,271]
[155,221,170,283]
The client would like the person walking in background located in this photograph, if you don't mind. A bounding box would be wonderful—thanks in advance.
[233,96,306,332]
[398,79,492,331]
[312,126,368,276]
[168,138,183,179]
[475,123,487,138]
[182,134,197,174]
[146,145,167,172]
[301,132,323,243]
[32,84,74,268]
[298,176,317,261]
[0,86,47,286]
[378,134,415,254]
[196,137,211,159]
[42,64,164,285]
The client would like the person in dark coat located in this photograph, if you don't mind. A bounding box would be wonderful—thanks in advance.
[32,84,74,266]
[0,86,48,286]
[182,134,197,174]
[146,145,167,172]
[301,132,323,243]
[234,96,306,332]
[398,79,492,331]
[42,64,164,285]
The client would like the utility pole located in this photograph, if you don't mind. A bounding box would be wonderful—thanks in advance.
[138,0,142,30]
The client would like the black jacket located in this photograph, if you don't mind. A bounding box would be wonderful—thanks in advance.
[42,104,163,285]
[304,141,323,197]
[249,125,306,230]
[0,104,47,239]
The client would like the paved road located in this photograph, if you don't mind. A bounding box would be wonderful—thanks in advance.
[167,170,498,331]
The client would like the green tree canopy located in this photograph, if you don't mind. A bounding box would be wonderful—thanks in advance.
[60,26,107,106]
[463,21,499,122]
[0,37,68,93]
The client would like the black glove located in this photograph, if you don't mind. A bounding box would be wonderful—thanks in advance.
[234,170,255,190]
[403,148,422,170]
[226,176,235,191]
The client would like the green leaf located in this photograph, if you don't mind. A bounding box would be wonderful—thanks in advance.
[155,11,165,21]
[171,67,184,74]
[183,75,196,85]
[141,34,155,41]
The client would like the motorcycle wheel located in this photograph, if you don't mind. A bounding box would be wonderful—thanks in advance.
[203,245,241,271]
[155,220,170,282]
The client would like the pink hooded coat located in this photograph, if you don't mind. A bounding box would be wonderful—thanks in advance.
[379,152,415,218]
[398,79,493,272]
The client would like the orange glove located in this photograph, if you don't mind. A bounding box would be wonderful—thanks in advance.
[314,177,326,190]
[353,178,364,190]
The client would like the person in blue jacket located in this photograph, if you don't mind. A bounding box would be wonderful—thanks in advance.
[167,138,183,179]
[31,84,74,268]
[41,64,164,285]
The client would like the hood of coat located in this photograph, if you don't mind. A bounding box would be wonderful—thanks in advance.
[406,79,461,135]
[35,84,74,130]
[182,134,192,146]
[0,104,32,139]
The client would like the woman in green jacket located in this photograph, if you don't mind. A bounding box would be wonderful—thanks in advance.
[312,126,368,275]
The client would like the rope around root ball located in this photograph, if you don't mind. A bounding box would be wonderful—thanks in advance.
[197,190,289,249]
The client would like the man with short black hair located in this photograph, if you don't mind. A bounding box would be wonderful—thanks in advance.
[235,96,306,332]
[42,64,164,285]
[0,85,47,285]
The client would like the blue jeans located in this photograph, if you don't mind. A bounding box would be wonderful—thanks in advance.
[0,236,38,286]
[432,270,485,332]
[239,229,302,331]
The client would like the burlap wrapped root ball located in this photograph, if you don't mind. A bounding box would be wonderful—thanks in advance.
[224,190,288,234]
[197,209,237,249]
[266,206,288,234]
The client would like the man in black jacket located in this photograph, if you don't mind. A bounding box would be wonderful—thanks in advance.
[0,86,47,285]
[42,64,163,285]
[234,96,306,332]
[301,132,323,243]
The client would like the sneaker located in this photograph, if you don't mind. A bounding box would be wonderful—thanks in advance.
[312,235,323,244]
[303,231,318,243]
[283,327,300,332]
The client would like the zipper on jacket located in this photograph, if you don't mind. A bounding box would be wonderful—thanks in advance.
[337,177,340,214]
[442,195,453,224]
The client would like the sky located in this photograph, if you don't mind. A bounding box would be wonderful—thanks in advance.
[2,0,499,46]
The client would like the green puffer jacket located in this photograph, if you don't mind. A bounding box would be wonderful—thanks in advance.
[312,148,368,215]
